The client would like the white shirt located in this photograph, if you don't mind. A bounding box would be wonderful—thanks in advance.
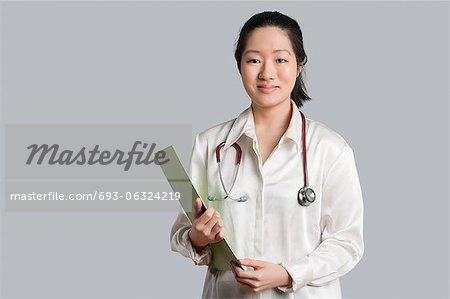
[170,101,364,298]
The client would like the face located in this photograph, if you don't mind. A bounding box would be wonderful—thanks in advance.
[240,26,301,110]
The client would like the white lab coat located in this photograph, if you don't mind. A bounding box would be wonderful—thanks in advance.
[170,100,364,298]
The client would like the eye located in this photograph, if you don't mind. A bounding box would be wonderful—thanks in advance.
[247,59,260,64]
[276,58,287,63]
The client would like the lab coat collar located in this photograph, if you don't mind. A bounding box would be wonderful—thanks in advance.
[223,106,253,150]
[224,99,304,153]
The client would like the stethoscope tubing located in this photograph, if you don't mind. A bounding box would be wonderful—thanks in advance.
[215,142,244,202]
[212,110,315,206]
[300,111,309,187]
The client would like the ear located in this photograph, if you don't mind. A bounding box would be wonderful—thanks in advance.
[297,65,303,77]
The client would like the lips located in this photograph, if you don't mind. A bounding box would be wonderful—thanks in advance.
[257,85,279,94]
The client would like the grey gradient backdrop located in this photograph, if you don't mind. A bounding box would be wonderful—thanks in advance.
[0,1,448,299]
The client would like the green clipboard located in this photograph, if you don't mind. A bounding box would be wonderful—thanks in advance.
[160,145,243,271]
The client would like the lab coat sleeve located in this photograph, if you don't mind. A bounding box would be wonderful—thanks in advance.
[169,134,212,266]
[278,146,364,292]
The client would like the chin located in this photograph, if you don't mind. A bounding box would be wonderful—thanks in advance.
[251,96,290,109]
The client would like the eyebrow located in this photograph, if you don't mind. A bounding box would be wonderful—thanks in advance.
[243,49,292,56]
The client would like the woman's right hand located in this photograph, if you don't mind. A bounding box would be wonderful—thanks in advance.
[188,198,226,251]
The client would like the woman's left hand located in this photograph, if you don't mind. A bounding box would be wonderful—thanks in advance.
[230,258,292,293]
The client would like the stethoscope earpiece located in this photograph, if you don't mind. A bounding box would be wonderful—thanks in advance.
[237,195,248,202]
[207,195,218,201]
[208,193,249,203]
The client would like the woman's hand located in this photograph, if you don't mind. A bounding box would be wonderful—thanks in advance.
[230,259,292,293]
[188,198,225,251]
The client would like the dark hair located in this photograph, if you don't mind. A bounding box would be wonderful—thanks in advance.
[234,11,311,108]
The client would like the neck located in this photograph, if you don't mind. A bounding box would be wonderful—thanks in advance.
[252,100,292,130]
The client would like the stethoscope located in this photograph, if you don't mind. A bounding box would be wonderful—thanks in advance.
[207,111,316,207]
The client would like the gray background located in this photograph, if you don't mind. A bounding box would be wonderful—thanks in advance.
[0,1,448,299]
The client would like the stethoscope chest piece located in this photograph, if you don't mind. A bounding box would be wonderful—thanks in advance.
[297,187,316,207]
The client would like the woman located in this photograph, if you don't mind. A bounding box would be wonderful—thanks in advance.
[170,11,364,298]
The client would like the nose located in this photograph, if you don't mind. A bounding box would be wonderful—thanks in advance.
[258,61,276,81]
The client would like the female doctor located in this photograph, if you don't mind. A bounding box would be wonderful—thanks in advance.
[170,11,364,298]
